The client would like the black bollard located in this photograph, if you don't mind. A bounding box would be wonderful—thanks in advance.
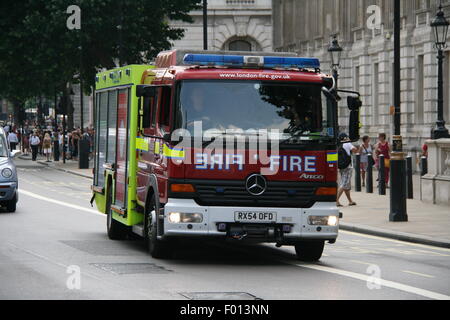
[421,156,428,176]
[355,153,361,192]
[379,154,386,195]
[366,153,374,193]
[78,138,90,169]
[406,156,413,199]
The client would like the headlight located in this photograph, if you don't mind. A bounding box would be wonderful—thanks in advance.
[1,168,13,179]
[308,215,339,226]
[168,212,203,223]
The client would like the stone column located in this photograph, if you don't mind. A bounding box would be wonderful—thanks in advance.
[421,138,450,205]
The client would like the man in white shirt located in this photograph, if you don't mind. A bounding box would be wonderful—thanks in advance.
[30,132,40,161]
[7,131,19,150]
[337,132,357,207]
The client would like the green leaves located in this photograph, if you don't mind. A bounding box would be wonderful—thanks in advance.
[0,0,201,102]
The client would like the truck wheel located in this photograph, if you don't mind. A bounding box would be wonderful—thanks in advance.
[6,196,16,213]
[106,188,128,240]
[146,195,171,259]
[294,240,325,262]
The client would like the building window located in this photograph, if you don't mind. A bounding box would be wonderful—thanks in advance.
[224,37,262,52]
[416,55,424,124]
[229,40,252,51]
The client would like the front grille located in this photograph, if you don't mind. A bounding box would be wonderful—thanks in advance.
[193,180,317,208]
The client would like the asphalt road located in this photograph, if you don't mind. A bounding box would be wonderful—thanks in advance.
[0,158,449,300]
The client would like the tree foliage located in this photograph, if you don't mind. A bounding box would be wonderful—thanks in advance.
[0,0,201,121]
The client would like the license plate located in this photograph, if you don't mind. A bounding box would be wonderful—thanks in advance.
[234,211,277,223]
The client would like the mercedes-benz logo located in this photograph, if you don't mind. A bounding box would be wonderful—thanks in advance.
[246,174,267,196]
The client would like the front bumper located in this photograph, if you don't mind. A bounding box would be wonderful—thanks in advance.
[162,199,339,242]
[0,182,18,202]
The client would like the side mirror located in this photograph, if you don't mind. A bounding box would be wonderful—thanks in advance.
[347,96,362,111]
[136,85,156,98]
[347,96,362,142]
[348,110,360,142]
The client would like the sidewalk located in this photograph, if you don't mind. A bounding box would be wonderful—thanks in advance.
[339,179,450,248]
[18,154,93,179]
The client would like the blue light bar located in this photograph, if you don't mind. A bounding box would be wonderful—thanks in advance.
[183,54,244,67]
[183,54,320,70]
[263,57,320,69]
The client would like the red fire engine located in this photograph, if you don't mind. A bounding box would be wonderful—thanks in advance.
[92,50,361,261]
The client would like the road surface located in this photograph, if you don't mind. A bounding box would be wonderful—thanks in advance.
[0,159,449,300]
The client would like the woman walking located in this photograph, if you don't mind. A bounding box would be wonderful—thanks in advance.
[374,133,391,188]
[358,135,373,187]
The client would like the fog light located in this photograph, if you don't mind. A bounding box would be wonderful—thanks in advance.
[168,212,181,223]
[327,216,338,226]
[218,223,227,231]
[168,212,203,223]
[282,225,292,233]
[308,216,339,226]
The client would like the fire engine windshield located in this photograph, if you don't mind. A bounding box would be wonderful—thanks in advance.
[175,80,335,142]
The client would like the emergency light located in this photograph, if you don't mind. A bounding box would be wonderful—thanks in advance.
[183,54,320,70]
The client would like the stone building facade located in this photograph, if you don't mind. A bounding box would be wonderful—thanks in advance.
[272,0,450,150]
[170,0,273,52]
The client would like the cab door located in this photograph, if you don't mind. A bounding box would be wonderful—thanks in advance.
[114,88,130,208]
[154,86,172,204]
[136,87,158,204]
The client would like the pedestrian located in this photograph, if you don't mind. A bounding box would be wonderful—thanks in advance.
[337,132,358,207]
[23,130,30,155]
[7,130,19,150]
[30,131,40,161]
[72,129,80,160]
[421,142,428,158]
[68,131,73,159]
[43,132,52,162]
[374,133,391,188]
[53,131,60,161]
[38,130,44,155]
[358,135,373,187]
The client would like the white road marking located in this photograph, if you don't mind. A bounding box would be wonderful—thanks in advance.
[350,260,374,266]
[20,189,104,217]
[289,262,449,300]
[410,248,450,257]
[340,230,450,252]
[402,270,435,279]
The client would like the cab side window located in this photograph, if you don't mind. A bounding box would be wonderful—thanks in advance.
[159,86,172,131]
[142,92,158,136]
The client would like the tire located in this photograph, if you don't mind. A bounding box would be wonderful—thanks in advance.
[145,194,171,259]
[294,240,325,262]
[106,187,128,240]
[6,196,16,213]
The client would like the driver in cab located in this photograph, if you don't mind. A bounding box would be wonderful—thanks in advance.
[282,97,313,134]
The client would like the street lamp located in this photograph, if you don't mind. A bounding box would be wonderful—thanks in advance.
[328,34,343,88]
[203,0,208,50]
[431,1,450,139]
